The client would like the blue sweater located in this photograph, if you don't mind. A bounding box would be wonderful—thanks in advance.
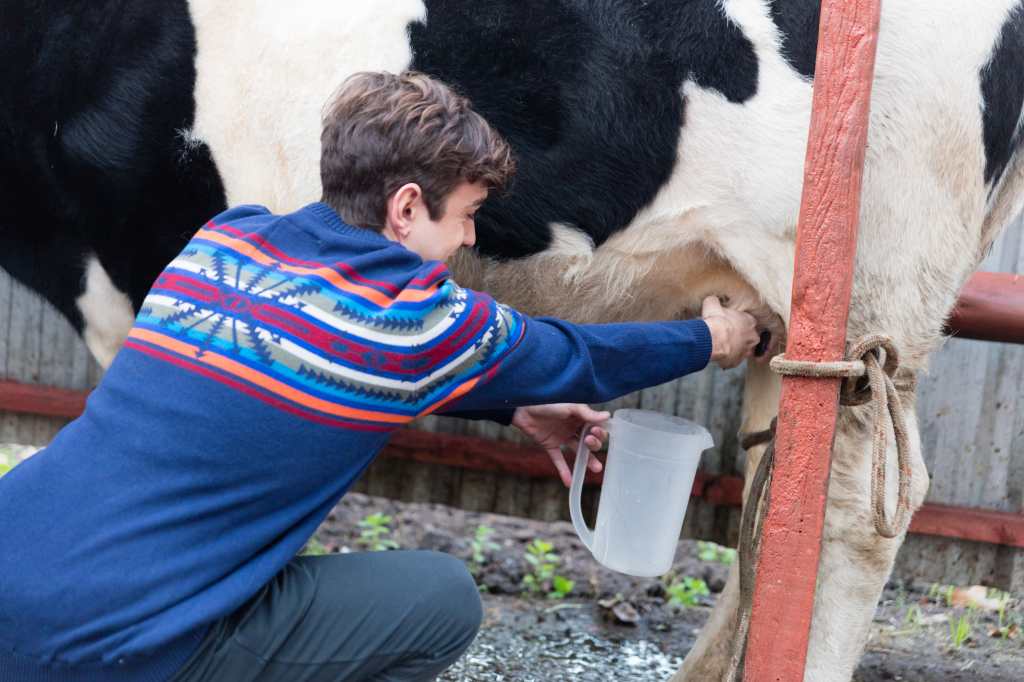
[0,203,712,681]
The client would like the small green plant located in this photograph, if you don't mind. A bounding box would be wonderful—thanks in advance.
[468,525,500,579]
[551,575,575,599]
[301,537,329,556]
[903,604,923,628]
[992,593,1021,639]
[892,586,908,612]
[696,541,736,565]
[666,576,710,608]
[521,539,574,599]
[892,604,924,636]
[949,611,973,649]
[928,583,955,607]
[357,513,399,551]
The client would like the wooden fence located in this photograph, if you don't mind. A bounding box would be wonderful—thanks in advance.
[2,213,1022,589]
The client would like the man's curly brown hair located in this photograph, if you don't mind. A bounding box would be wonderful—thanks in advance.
[320,71,515,231]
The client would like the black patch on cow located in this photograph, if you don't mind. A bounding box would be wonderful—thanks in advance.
[768,0,820,79]
[408,0,760,259]
[980,1,1024,188]
[0,0,227,327]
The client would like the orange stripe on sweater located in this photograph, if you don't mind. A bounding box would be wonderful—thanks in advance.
[418,374,482,417]
[194,229,440,306]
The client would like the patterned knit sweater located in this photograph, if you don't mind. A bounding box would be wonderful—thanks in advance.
[0,203,712,682]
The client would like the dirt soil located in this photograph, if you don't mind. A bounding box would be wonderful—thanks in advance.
[316,493,1024,682]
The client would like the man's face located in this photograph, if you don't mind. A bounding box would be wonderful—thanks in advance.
[386,181,488,262]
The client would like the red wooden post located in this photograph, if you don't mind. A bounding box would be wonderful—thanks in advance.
[743,1,882,680]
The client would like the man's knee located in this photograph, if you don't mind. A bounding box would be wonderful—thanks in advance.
[415,550,482,651]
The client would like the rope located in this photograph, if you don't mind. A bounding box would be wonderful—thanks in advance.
[725,418,776,682]
[770,333,915,538]
[725,334,916,680]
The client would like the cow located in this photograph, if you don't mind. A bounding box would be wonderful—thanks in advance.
[2,1,1023,679]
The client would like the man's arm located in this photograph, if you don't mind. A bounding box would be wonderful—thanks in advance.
[438,311,713,414]
[429,293,757,483]
[437,292,758,415]
[420,275,758,415]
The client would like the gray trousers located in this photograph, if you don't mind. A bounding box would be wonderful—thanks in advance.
[168,550,482,682]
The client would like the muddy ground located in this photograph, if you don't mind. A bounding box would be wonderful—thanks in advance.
[316,493,1024,682]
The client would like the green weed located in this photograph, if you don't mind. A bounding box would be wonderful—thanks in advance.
[696,541,736,565]
[301,537,329,556]
[521,539,574,599]
[666,576,710,608]
[357,513,399,552]
[468,525,500,580]
[949,611,972,649]
[928,583,955,607]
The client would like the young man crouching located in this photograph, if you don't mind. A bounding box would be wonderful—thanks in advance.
[0,71,758,682]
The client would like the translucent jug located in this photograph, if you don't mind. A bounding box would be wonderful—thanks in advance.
[569,409,713,577]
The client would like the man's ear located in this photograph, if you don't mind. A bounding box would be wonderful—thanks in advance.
[384,183,424,241]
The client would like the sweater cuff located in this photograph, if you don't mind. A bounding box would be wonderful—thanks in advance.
[691,319,714,371]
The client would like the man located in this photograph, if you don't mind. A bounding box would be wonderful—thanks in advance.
[0,71,758,681]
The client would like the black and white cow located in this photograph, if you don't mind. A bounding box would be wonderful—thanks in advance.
[3,1,1023,679]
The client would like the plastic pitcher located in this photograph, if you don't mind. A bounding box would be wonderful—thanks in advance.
[569,409,713,577]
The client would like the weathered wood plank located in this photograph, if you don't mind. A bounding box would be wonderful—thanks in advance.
[0,269,102,446]
[1,274,44,444]
[0,269,11,380]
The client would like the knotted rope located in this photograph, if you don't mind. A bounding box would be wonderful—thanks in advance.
[770,333,915,538]
[725,334,917,681]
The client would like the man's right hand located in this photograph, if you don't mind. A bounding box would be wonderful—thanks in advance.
[701,296,760,369]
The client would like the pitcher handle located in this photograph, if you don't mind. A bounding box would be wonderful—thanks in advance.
[569,422,598,552]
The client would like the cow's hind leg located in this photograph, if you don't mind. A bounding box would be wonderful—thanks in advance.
[673,360,782,680]
[802,394,928,681]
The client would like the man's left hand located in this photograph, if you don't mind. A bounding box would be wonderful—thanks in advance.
[510,404,609,487]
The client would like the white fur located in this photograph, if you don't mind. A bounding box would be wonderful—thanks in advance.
[175,127,205,165]
[545,223,595,284]
[76,256,135,369]
[187,0,426,210]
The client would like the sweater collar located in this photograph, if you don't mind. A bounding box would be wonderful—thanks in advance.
[307,202,393,246]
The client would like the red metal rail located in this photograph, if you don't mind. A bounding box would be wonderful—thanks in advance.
[947,272,1024,343]
[3,378,1022,550]
[0,381,89,418]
